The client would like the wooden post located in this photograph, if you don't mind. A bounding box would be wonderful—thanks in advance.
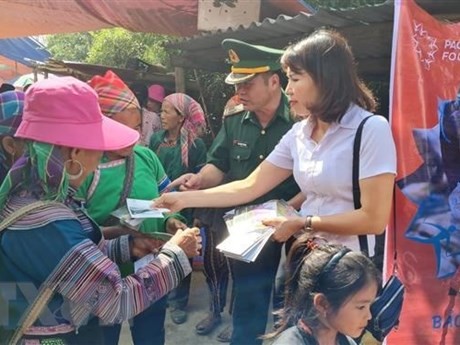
[175,67,185,93]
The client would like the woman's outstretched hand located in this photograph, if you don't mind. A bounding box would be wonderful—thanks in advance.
[152,192,185,213]
[263,216,304,243]
[169,227,202,258]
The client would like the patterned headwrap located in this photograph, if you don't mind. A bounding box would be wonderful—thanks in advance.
[163,93,206,168]
[0,90,24,136]
[0,91,25,178]
[0,142,69,210]
[88,70,140,117]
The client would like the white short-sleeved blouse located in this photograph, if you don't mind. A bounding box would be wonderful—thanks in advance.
[266,104,397,251]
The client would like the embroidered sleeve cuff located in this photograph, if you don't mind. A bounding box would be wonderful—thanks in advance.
[107,235,131,264]
[161,242,192,278]
[119,235,131,263]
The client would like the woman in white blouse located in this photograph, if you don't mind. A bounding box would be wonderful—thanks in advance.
[155,29,396,252]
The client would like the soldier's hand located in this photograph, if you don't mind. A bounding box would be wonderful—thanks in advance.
[166,173,201,192]
[181,173,202,191]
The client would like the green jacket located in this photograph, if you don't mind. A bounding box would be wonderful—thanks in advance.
[149,130,207,181]
[77,145,183,233]
[150,130,207,225]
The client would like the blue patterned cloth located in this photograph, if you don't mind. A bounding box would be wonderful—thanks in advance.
[0,90,25,182]
[0,90,24,136]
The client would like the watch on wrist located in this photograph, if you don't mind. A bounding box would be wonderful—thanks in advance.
[304,215,314,232]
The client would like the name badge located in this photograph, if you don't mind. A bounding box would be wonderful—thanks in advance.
[233,140,248,148]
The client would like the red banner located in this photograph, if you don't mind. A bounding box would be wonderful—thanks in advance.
[390,0,460,343]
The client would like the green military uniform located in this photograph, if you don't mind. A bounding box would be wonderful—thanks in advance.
[208,92,298,205]
[203,38,299,345]
[222,38,285,85]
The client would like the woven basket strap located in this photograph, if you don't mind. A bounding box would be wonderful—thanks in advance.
[0,201,61,232]
[0,200,62,345]
[118,153,135,208]
[8,287,54,345]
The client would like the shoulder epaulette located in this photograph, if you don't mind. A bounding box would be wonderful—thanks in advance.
[222,104,245,119]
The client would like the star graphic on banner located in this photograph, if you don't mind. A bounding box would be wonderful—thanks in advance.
[412,20,438,70]
[397,124,445,204]
[398,101,460,279]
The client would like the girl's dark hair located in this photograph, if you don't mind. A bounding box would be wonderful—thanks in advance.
[266,234,380,339]
[281,29,376,123]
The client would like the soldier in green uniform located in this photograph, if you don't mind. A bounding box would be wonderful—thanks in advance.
[168,39,300,345]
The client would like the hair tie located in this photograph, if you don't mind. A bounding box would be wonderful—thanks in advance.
[305,238,318,251]
[313,247,351,292]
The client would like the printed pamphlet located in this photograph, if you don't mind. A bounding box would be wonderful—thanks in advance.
[126,198,170,219]
[216,200,299,262]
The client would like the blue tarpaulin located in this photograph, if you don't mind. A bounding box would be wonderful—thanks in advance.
[0,37,50,66]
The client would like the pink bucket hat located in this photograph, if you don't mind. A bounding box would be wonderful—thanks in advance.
[148,84,165,103]
[15,76,139,151]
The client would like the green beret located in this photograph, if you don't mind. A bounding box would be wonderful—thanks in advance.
[221,39,284,85]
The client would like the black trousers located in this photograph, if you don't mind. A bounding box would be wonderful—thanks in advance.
[168,259,193,310]
[102,296,167,345]
[230,240,282,345]
[202,225,233,315]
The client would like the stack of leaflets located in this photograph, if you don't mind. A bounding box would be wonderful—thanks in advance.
[216,200,299,262]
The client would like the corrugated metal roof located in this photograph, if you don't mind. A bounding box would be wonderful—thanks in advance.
[35,60,199,91]
[167,1,460,79]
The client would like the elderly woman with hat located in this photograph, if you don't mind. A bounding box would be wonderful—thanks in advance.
[0,77,201,345]
[139,84,165,146]
[150,93,206,185]
[0,90,25,182]
[77,71,188,345]
[149,93,207,325]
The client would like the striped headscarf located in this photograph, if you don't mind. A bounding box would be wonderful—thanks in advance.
[0,90,24,136]
[0,142,69,210]
[163,93,206,168]
[0,91,25,178]
[88,70,140,117]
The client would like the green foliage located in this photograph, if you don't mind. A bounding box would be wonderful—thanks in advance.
[45,32,92,61]
[45,29,172,68]
[192,71,234,139]
[87,28,171,68]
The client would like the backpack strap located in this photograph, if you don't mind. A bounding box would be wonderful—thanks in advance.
[352,116,374,255]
